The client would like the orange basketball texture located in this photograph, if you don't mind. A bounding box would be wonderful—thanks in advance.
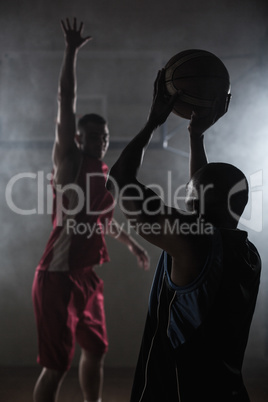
[164,49,231,119]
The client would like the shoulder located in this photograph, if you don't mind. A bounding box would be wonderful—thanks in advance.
[165,226,223,287]
[219,228,261,278]
[170,226,218,287]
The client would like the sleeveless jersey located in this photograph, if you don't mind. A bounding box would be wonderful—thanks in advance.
[37,156,114,272]
[131,228,261,402]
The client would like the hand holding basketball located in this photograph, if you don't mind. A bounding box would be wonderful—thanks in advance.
[147,69,179,128]
[188,94,230,136]
[188,109,216,138]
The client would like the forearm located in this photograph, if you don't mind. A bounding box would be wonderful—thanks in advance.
[58,45,78,106]
[108,219,136,247]
[108,68,177,190]
[54,45,78,155]
[108,120,156,189]
[54,18,91,164]
[118,230,142,253]
[189,133,208,178]
[107,219,150,270]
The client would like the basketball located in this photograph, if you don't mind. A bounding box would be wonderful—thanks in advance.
[164,49,231,119]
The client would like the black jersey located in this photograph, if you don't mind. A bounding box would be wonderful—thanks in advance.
[131,228,261,402]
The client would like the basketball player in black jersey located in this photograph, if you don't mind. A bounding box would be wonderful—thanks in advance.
[107,69,261,401]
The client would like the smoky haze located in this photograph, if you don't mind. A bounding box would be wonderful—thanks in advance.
[0,0,267,373]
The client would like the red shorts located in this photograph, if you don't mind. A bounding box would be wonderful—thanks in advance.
[32,267,108,371]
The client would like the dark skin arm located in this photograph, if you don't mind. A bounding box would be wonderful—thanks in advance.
[52,18,91,185]
[188,114,208,179]
[51,19,150,271]
[107,70,212,286]
[188,96,228,178]
[107,69,228,285]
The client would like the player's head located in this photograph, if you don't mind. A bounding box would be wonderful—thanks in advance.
[185,163,248,228]
[76,113,109,159]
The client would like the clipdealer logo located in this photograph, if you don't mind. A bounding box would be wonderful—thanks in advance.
[5,169,264,233]
[65,217,214,238]
[228,170,263,232]
[5,171,116,226]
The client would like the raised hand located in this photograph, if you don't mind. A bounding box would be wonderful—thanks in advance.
[188,94,230,137]
[61,17,92,50]
[147,69,180,128]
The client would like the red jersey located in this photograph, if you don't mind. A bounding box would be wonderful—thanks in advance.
[37,156,114,272]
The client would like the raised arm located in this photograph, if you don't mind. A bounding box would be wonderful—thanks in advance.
[188,95,230,178]
[52,18,91,169]
[188,113,208,179]
[106,70,212,286]
[106,70,185,253]
[107,70,178,192]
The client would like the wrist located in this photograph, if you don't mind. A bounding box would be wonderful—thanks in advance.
[65,44,79,55]
[146,117,159,132]
[189,130,205,141]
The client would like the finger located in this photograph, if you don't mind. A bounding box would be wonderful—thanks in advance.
[138,256,144,268]
[73,17,77,30]
[78,21,83,34]
[211,97,220,115]
[212,96,226,122]
[140,253,150,271]
[159,68,166,80]
[66,18,71,30]
[137,254,145,270]
[168,91,180,108]
[73,17,77,31]
[60,20,67,34]
[82,35,92,44]
[188,111,197,129]
[138,257,145,270]
[190,111,197,120]
[143,257,150,271]
[157,68,166,98]
[153,70,161,96]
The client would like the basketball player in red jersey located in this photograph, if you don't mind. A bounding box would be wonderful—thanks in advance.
[32,18,149,402]
[107,71,261,401]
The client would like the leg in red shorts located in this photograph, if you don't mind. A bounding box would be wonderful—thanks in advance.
[32,267,108,371]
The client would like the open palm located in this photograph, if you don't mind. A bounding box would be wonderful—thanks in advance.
[61,17,92,50]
